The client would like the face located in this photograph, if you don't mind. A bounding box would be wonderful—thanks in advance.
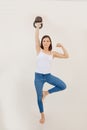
[42,37,51,50]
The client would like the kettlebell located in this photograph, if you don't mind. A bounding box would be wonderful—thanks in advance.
[33,16,43,29]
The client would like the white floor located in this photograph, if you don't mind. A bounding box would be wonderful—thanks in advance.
[0,80,87,130]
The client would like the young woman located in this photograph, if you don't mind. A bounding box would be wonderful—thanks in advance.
[34,22,69,124]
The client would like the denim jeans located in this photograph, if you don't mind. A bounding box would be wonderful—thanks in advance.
[34,72,67,113]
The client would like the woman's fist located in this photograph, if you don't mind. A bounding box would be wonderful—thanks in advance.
[56,43,63,47]
[35,22,42,28]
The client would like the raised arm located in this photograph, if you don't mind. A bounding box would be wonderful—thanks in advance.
[35,23,41,54]
[52,43,69,58]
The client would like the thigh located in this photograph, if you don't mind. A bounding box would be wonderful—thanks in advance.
[46,74,66,87]
[34,73,44,96]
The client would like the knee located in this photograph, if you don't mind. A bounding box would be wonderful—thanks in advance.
[61,82,67,90]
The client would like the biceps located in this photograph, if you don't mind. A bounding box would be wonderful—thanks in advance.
[54,52,65,58]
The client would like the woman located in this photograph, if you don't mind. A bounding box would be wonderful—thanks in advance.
[34,22,69,124]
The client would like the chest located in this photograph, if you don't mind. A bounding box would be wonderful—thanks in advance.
[37,52,53,61]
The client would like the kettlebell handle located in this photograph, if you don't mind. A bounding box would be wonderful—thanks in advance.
[33,16,43,29]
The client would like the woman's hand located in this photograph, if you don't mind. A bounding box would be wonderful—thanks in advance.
[56,43,63,48]
[35,22,42,28]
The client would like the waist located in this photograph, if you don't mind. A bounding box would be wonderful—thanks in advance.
[36,63,52,74]
[35,72,51,75]
[35,72,51,79]
[35,68,51,74]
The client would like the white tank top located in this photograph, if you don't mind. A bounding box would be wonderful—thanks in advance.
[35,49,53,74]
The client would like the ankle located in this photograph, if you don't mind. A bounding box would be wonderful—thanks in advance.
[40,112,45,124]
[41,112,45,118]
[46,91,49,95]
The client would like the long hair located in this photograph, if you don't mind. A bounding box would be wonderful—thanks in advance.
[40,35,52,51]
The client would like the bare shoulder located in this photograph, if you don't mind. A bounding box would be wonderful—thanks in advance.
[51,51,56,54]
[51,51,56,58]
[51,50,57,55]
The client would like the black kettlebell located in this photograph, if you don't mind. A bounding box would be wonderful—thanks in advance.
[33,16,43,29]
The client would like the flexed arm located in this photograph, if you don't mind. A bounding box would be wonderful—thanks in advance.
[52,43,69,58]
[35,23,41,54]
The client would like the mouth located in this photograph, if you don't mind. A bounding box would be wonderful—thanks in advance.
[44,46,48,48]
[44,44,49,46]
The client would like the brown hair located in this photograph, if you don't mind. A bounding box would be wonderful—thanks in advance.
[40,35,52,51]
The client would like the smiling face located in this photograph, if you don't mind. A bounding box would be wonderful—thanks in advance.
[41,35,52,51]
[42,37,51,49]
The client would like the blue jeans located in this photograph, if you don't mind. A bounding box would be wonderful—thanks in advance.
[34,72,67,113]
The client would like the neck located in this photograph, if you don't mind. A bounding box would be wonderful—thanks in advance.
[43,48,49,52]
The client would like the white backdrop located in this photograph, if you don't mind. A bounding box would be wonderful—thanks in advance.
[0,0,87,130]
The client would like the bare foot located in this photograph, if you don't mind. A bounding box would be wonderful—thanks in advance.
[40,117,45,124]
[40,113,45,124]
[42,91,49,102]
